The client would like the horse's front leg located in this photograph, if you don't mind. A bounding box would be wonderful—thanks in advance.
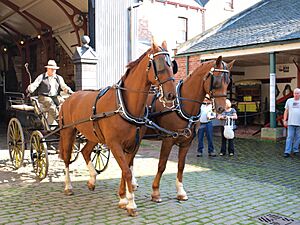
[129,156,139,190]
[151,140,173,202]
[176,145,190,201]
[118,175,128,209]
[81,141,98,191]
[111,144,137,216]
[130,165,139,191]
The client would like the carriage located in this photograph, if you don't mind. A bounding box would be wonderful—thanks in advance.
[6,91,110,180]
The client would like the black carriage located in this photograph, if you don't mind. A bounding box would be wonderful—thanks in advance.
[6,92,110,180]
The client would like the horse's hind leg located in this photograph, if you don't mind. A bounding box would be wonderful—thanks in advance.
[176,145,189,201]
[81,141,97,191]
[59,127,76,196]
[151,140,173,203]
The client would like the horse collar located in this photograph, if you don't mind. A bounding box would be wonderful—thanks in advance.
[175,80,201,125]
[116,80,148,125]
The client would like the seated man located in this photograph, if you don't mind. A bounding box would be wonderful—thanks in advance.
[27,60,74,125]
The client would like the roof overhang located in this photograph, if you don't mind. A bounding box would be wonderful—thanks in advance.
[175,39,300,66]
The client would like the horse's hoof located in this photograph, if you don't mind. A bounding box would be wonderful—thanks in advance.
[118,203,127,209]
[127,208,138,217]
[151,196,162,203]
[177,195,188,201]
[64,189,74,196]
[87,181,95,191]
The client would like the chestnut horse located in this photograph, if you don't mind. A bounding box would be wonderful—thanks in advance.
[59,41,176,216]
[133,56,234,202]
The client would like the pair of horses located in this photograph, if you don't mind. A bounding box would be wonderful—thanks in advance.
[58,40,234,216]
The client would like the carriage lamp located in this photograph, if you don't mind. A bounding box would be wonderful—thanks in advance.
[37,34,41,39]
[20,40,24,45]
[3,47,7,52]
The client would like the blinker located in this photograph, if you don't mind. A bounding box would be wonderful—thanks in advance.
[155,57,166,72]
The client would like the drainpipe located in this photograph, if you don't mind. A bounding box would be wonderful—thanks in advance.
[88,0,95,49]
[186,56,189,77]
[201,9,205,32]
[128,1,143,62]
[269,52,276,128]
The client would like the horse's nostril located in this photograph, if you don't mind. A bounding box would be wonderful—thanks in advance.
[218,107,224,113]
[167,93,175,100]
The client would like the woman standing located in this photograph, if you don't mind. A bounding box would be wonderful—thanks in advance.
[217,99,238,156]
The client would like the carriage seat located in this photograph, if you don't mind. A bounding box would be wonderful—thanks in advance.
[10,104,35,111]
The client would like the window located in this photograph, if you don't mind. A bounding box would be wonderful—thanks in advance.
[177,17,188,44]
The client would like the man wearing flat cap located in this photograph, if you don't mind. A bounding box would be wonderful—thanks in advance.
[27,59,74,126]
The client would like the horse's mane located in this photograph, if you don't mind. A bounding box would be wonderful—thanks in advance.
[121,48,152,81]
[184,60,214,81]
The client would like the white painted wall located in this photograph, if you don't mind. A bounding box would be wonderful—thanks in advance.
[137,0,203,57]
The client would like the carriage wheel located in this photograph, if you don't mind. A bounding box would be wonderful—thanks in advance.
[7,118,25,169]
[70,140,81,163]
[91,144,110,174]
[30,131,48,180]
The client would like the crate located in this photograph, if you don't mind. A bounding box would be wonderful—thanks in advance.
[238,102,259,112]
[243,96,252,101]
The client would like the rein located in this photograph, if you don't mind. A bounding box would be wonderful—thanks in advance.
[59,48,178,143]
[174,80,202,129]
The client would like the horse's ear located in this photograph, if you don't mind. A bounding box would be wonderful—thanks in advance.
[227,60,235,70]
[216,56,222,66]
[151,36,158,50]
[161,40,168,50]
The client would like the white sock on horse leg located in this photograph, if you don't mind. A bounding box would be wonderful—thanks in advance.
[65,167,73,190]
[87,161,97,184]
[176,178,187,196]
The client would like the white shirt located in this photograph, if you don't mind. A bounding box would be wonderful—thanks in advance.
[200,103,213,123]
[285,98,300,126]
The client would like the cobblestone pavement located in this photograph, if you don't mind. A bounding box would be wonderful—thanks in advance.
[0,124,300,225]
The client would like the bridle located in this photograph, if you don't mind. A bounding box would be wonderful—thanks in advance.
[205,61,231,112]
[146,60,231,139]
[147,49,175,108]
[113,48,175,125]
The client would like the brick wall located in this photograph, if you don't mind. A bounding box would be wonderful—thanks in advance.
[174,54,200,82]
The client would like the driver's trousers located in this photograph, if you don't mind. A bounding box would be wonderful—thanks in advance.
[38,95,64,125]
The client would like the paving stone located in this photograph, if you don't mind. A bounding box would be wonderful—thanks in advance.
[1,128,300,224]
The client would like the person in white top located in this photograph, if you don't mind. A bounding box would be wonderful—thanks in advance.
[197,94,216,157]
[27,60,74,125]
[283,88,300,158]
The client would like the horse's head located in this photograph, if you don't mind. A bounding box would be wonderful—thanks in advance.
[203,56,235,114]
[146,40,176,105]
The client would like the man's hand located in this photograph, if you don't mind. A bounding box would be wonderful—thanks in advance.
[283,120,288,128]
[25,88,31,97]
